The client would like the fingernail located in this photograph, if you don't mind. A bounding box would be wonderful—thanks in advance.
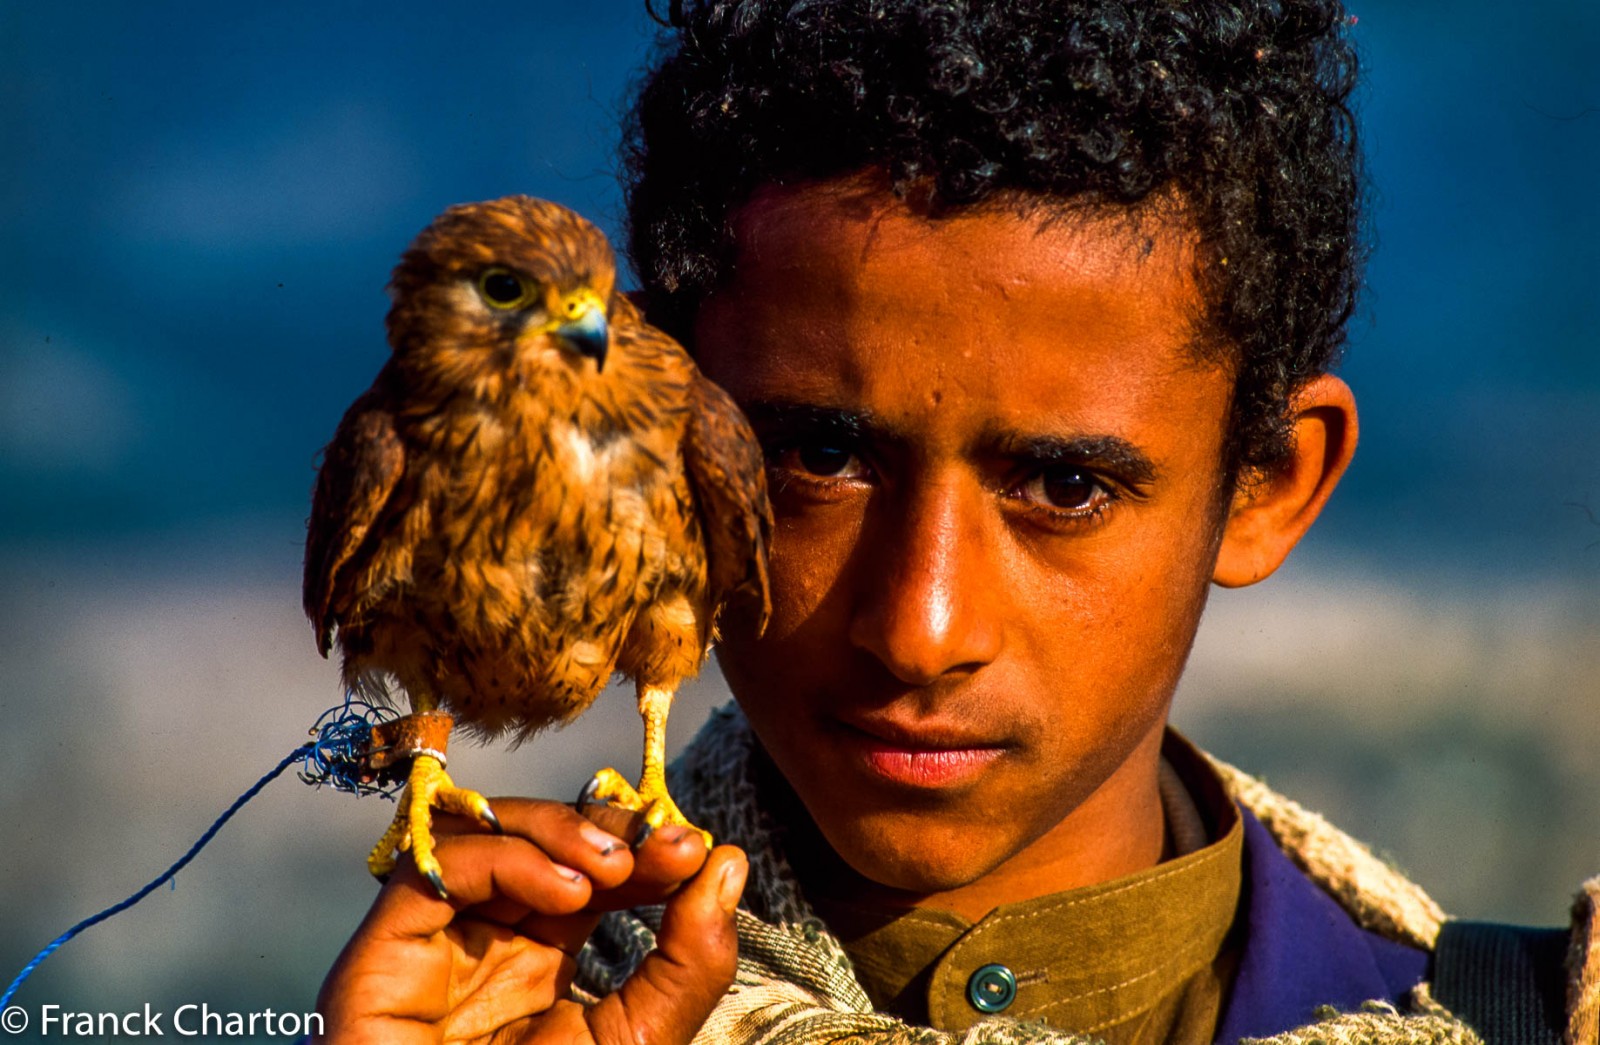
[580,823,625,856]
[716,857,747,914]
[553,862,586,884]
[660,826,691,845]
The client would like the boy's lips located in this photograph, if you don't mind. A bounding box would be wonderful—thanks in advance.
[828,713,1011,789]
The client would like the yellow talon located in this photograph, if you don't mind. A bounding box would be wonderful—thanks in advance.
[583,766,643,808]
[366,815,408,879]
[574,684,712,849]
[581,765,712,849]
[369,754,497,897]
[639,777,713,848]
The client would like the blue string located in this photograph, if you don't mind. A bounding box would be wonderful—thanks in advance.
[298,697,403,798]
[0,743,312,1010]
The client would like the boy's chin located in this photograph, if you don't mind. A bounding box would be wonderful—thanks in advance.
[816,809,1028,897]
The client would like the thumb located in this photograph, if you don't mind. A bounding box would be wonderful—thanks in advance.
[588,845,747,1045]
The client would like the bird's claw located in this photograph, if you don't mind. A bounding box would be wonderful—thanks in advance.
[424,868,449,900]
[481,804,504,835]
[576,767,712,848]
[577,773,612,812]
[577,771,662,848]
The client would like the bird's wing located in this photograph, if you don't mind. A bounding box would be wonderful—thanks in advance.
[303,376,407,656]
[682,371,774,635]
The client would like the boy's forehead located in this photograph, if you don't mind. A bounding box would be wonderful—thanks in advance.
[694,172,1232,457]
[708,173,1212,372]
[723,174,1203,306]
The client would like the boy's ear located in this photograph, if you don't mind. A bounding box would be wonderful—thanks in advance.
[1213,374,1358,588]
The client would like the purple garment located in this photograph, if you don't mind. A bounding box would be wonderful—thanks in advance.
[1213,808,1430,1043]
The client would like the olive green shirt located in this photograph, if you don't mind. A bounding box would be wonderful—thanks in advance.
[809,734,1244,1044]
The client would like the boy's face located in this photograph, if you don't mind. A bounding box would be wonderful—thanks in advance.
[692,175,1237,899]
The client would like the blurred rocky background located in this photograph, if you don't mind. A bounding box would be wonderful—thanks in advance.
[2,2,1596,1041]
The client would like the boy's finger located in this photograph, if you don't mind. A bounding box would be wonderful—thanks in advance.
[585,846,747,1045]
[437,798,634,887]
[365,833,600,940]
[583,825,715,912]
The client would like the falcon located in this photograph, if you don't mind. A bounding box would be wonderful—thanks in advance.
[303,196,771,896]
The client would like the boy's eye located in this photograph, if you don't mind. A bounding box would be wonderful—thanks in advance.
[769,442,868,480]
[1019,466,1108,512]
[795,445,857,477]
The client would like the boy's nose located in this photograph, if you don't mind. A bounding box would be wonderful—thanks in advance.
[847,478,1003,685]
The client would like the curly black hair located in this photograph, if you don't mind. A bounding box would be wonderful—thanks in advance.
[623,0,1362,474]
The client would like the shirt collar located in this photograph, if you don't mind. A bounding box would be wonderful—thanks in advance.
[1215,808,1429,1041]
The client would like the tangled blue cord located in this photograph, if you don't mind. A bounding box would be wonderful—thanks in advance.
[2,696,399,1010]
[298,697,403,798]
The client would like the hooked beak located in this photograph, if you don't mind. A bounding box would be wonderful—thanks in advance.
[555,299,609,372]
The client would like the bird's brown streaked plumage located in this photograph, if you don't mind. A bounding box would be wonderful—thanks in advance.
[303,196,771,890]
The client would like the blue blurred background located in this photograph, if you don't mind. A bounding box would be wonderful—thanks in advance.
[1,2,1596,1039]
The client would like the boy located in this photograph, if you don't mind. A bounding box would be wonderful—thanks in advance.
[314,2,1597,1042]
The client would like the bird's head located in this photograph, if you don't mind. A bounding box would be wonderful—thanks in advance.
[385,196,618,396]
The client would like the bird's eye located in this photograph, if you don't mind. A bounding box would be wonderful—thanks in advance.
[477,268,531,309]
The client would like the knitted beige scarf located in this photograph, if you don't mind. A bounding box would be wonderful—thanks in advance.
[575,705,1598,1045]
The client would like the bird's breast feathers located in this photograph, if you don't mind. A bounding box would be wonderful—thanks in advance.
[398,391,704,617]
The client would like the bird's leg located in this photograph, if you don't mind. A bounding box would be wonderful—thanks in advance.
[635,684,683,824]
[579,684,711,847]
[363,708,499,898]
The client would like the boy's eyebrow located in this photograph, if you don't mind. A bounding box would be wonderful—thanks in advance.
[740,401,1158,482]
[738,401,905,447]
[989,432,1160,485]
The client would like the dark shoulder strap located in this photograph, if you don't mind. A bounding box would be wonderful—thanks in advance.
[1433,920,1569,1045]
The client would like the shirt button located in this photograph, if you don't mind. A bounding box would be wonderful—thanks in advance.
[966,963,1017,1014]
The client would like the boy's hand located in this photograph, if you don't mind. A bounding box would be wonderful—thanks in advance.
[313,797,748,1045]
